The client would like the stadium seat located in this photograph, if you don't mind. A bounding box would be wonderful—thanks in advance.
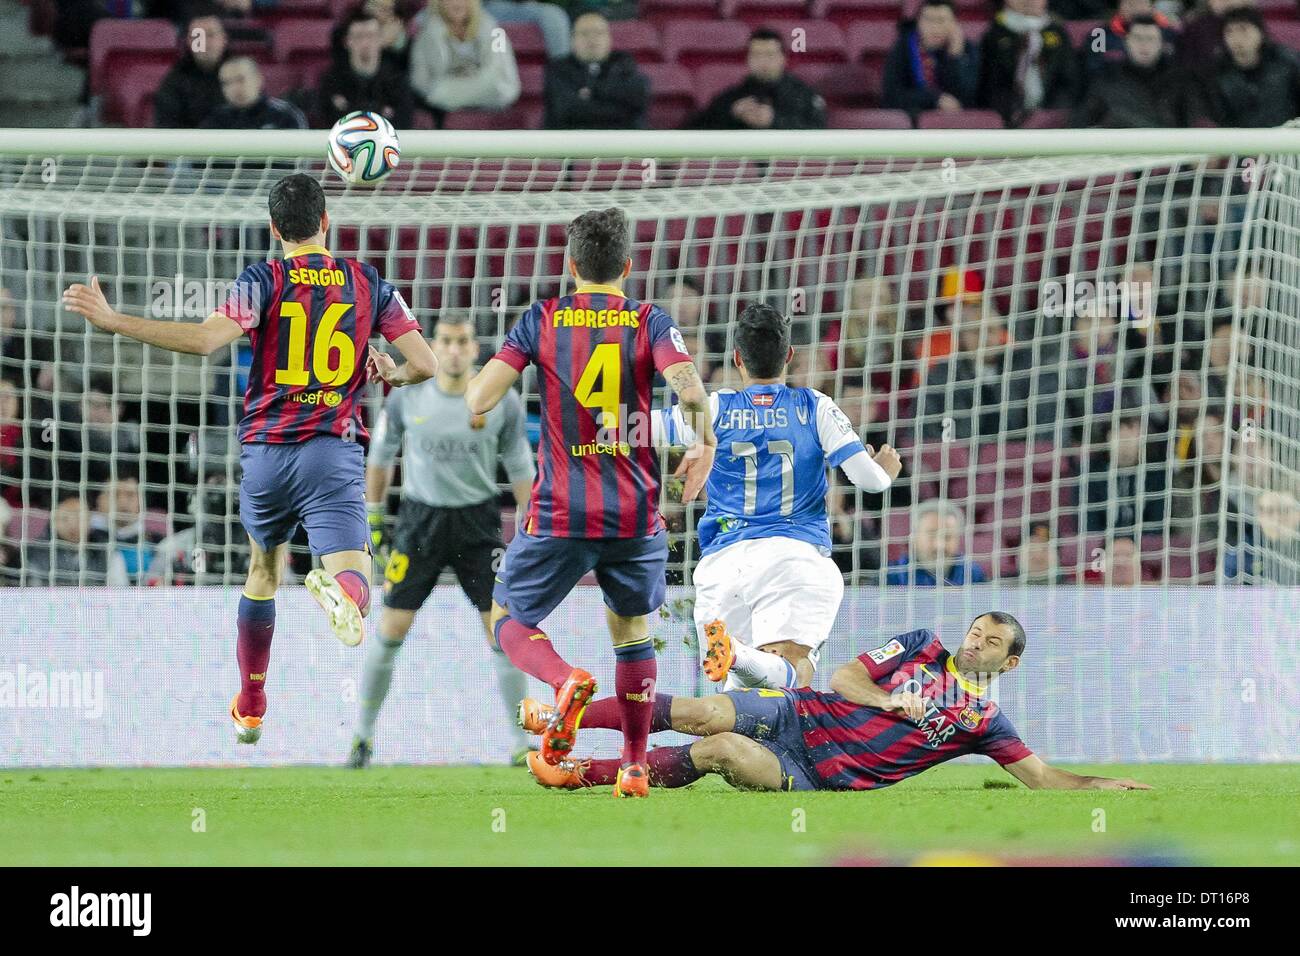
[1063,19,1102,49]
[442,103,538,131]
[501,21,547,67]
[762,20,848,63]
[272,18,334,64]
[89,18,177,97]
[1020,109,1070,129]
[640,0,723,29]
[916,109,1004,129]
[642,63,698,128]
[118,61,173,127]
[809,0,901,29]
[609,20,664,61]
[259,64,302,99]
[662,20,754,68]
[1267,20,1300,50]
[827,107,910,129]
[844,20,896,70]
[251,0,332,25]
[692,63,747,106]
[720,0,814,25]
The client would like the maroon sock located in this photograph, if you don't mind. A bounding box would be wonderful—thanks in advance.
[495,615,572,689]
[236,594,275,718]
[585,746,701,788]
[582,693,673,732]
[614,648,657,765]
[334,569,371,617]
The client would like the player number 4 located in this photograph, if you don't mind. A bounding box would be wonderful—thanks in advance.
[574,342,622,432]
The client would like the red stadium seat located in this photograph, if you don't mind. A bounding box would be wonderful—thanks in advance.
[762,20,848,63]
[916,109,1004,129]
[518,63,545,97]
[692,63,745,106]
[273,18,334,63]
[640,0,722,30]
[442,103,538,130]
[844,20,897,69]
[609,20,664,61]
[259,63,302,99]
[1020,109,1070,129]
[501,21,547,67]
[1268,20,1300,50]
[720,0,813,24]
[662,20,754,68]
[1063,19,1101,49]
[809,0,900,29]
[816,62,880,107]
[828,107,911,129]
[118,61,173,127]
[89,18,177,97]
[642,63,698,128]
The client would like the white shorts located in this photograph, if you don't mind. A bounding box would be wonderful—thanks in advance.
[692,537,845,656]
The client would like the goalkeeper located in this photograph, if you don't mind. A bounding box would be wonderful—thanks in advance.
[354,313,535,767]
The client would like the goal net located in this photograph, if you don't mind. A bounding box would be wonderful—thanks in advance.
[0,129,1296,764]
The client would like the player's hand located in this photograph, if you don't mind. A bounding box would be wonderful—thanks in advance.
[882,691,925,722]
[366,344,399,384]
[872,443,903,482]
[676,441,716,504]
[61,276,120,332]
[1096,778,1153,790]
[367,505,388,562]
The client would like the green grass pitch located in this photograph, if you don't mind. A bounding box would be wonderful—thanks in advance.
[3,764,1297,866]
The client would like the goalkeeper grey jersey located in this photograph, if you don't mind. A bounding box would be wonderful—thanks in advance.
[369,377,534,508]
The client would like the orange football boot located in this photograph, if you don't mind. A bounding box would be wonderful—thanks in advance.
[230,695,263,745]
[701,620,735,683]
[517,697,556,736]
[525,751,591,789]
[540,667,597,765]
[612,763,649,798]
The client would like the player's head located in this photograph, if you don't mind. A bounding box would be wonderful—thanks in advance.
[733,303,794,382]
[955,612,1025,677]
[432,312,479,378]
[566,207,632,285]
[268,174,329,246]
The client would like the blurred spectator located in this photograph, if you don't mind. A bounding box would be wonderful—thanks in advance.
[25,494,109,587]
[686,28,827,130]
[0,497,15,585]
[319,8,416,128]
[202,57,309,129]
[1169,370,1210,459]
[149,469,249,585]
[154,12,228,129]
[0,287,53,389]
[978,0,1080,126]
[1081,415,1169,534]
[1081,534,1153,585]
[1082,0,1178,83]
[663,278,725,377]
[827,483,883,582]
[1197,7,1300,127]
[334,1,419,73]
[1168,410,1226,543]
[921,308,1023,440]
[482,1,571,59]
[1225,489,1300,584]
[1071,15,1199,127]
[885,500,988,585]
[1203,318,1247,400]
[92,475,159,586]
[410,0,522,116]
[921,268,989,369]
[882,0,980,116]
[1176,0,1254,80]
[0,378,20,508]
[69,379,142,462]
[1063,311,1158,436]
[543,12,649,129]
[1015,520,1069,583]
[822,277,904,392]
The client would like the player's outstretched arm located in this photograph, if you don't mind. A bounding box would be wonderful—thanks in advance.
[367,330,437,387]
[465,358,520,415]
[1002,754,1153,791]
[830,659,926,720]
[62,276,242,356]
[663,360,717,503]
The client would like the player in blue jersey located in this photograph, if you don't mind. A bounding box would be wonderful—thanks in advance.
[655,303,902,690]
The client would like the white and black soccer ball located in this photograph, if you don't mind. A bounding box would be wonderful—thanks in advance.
[326,111,400,186]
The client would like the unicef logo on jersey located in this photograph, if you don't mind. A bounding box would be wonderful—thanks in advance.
[290,389,343,408]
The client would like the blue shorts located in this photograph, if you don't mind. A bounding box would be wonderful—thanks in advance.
[239,437,368,557]
[493,529,667,628]
[726,688,822,792]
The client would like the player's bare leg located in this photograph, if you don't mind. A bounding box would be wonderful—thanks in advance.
[349,605,415,767]
[761,640,815,688]
[308,549,371,647]
[231,539,285,744]
[687,733,786,791]
[480,610,530,765]
[608,608,655,797]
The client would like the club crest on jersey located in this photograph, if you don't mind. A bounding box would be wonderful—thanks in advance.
[669,326,689,354]
[867,639,905,665]
[752,393,775,407]
[957,706,982,731]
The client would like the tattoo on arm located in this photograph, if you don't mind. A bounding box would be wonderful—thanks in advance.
[667,364,705,408]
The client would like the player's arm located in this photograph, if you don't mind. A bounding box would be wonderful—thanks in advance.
[815,392,903,492]
[367,330,437,387]
[663,360,717,503]
[365,391,405,555]
[1001,754,1152,791]
[500,390,535,529]
[62,276,242,356]
[829,659,926,721]
[466,359,520,416]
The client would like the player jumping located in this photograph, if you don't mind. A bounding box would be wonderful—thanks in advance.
[655,303,902,690]
[521,612,1152,792]
[62,173,437,745]
[465,207,717,797]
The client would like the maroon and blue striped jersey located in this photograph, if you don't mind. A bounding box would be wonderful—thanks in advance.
[216,245,421,448]
[790,629,1033,790]
[493,284,694,539]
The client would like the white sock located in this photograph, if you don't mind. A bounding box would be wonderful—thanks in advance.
[357,636,403,741]
[490,647,529,751]
[728,641,797,689]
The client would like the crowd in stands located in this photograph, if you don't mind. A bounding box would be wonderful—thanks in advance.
[39,0,1300,130]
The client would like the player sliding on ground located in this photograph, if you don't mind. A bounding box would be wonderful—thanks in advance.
[520,612,1152,792]
[654,303,903,690]
[466,207,717,798]
[62,173,437,745]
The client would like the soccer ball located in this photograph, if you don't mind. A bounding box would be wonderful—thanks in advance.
[326,111,400,186]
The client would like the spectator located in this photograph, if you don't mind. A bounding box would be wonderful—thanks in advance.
[1063,311,1159,439]
[25,494,109,587]
[1203,318,1247,400]
[1198,7,1300,127]
[92,475,159,586]
[827,483,883,583]
[1169,410,1226,544]
[319,8,416,128]
[333,1,419,73]
[978,0,1080,126]
[1071,15,1199,127]
[482,0,571,60]
[543,12,649,129]
[663,278,725,377]
[1082,0,1178,83]
[920,268,990,369]
[882,0,980,116]
[149,469,249,585]
[885,500,988,585]
[686,28,827,130]
[921,308,1023,441]
[202,57,309,129]
[1016,520,1069,583]
[410,0,522,117]
[1225,489,1300,584]
[822,276,903,392]
[1177,0,1254,81]
[72,380,142,461]
[0,287,53,389]
[1081,534,1153,585]
[0,378,20,509]
[154,12,228,129]
[1081,415,1169,535]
